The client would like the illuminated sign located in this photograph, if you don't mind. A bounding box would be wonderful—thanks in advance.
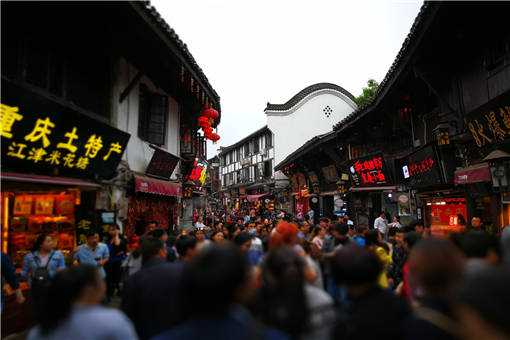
[350,153,390,187]
[399,144,443,187]
[1,82,130,179]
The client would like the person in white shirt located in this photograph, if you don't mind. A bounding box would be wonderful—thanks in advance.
[374,212,389,239]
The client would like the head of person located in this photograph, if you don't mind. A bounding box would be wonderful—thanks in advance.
[364,229,382,247]
[32,233,54,253]
[269,220,299,249]
[458,231,500,264]
[146,220,158,231]
[455,266,510,340]
[140,237,167,265]
[319,217,330,229]
[331,223,349,241]
[395,229,405,246]
[234,232,252,253]
[85,230,100,248]
[194,228,206,242]
[471,217,482,229]
[256,246,308,337]
[403,231,421,252]
[392,216,399,223]
[388,227,398,240]
[37,265,105,335]
[355,225,366,236]
[332,244,382,297]
[414,221,425,235]
[236,218,244,226]
[211,230,225,243]
[379,211,386,219]
[108,224,120,238]
[149,228,169,243]
[175,235,198,261]
[408,238,464,300]
[181,243,251,317]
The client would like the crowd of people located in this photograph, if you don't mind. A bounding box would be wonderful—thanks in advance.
[2,207,510,340]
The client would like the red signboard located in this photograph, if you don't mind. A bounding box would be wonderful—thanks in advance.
[350,153,390,186]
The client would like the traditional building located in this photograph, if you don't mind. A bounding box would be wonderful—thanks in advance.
[276,1,510,233]
[218,126,274,208]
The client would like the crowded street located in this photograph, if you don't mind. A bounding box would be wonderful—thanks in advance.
[1,1,510,340]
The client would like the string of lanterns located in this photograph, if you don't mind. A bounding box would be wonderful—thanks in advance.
[198,107,220,142]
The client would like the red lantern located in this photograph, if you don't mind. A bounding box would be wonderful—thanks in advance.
[197,116,209,125]
[202,108,219,120]
[203,126,213,135]
[210,133,220,142]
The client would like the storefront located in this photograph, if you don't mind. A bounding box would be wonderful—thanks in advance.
[1,82,130,260]
[1,82,130,334]
[348,152,397,226]
[125,174,181,236]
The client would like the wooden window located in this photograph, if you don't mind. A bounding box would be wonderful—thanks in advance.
[244,144,250,158]
[265,133,273,148]
[138,84,168,145]
[264,160,273,178]
[253,138,260,154]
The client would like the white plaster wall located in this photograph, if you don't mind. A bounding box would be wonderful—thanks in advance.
[112,58,180,179]
[266,89,356,185]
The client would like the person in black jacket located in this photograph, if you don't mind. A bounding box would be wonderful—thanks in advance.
[1,253,25,310]
[332,244,410,340]
[121,237,185,340]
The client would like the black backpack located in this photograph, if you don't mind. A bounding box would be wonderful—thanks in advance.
[31,252,54,290]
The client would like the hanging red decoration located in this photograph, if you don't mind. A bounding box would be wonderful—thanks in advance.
[202,108,219,120]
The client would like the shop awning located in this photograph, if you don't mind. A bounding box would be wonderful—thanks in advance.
[246,193,269,202]
[1,172,102,188]
[454,163,492,185]
[134,175,182,197]
[350,186,397,192]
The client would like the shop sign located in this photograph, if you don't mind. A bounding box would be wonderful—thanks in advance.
[400,144,443,187]
[464,91,510,148]
[1,83,130,179]
[349,153,390,187]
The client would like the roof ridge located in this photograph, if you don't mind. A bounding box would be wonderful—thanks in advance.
[265,82,356,112]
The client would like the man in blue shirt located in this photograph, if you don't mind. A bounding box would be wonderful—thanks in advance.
[74,230,109,279]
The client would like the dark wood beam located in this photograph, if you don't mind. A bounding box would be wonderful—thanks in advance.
[119,71,143,103]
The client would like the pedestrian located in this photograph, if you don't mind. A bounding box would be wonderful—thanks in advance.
[388,228,407,289]
[455,266,510,340]
[193,228,211,251]
[311,226,326,250]
[211,230,226,243]
[390,216,403,229]
[22,233,66,316]
[302,241,324,289]
[194,216,205,229]
[27,265,137,340]
[252,246,335,339]
[2,253,26,311]
[331,223,351,251]
[397,231,421,300]
[122,238,185,340]
[153,244,284,340]
[374,211,389,239]
[332,244,409,340]
[234,232,253,255]
[149,229,177,262]
[73,230,109,281]
[174,235,198,263]
[105,224,127,302]
[365,229,392,289]
[352,226,367,247]
[404,238,465,340]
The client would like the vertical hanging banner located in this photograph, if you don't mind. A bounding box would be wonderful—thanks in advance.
[1,82,130,179]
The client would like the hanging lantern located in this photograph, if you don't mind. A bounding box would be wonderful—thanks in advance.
[202,107,219,120]
[210,133,220,142]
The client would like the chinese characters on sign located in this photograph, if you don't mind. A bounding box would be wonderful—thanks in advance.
[465,92,510,148]
[400,144,443,188]
[407,157,435,177]
[1,83,130,179]
[350,153,390,187]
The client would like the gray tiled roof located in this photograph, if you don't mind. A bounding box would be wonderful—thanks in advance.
[265,83,356,112]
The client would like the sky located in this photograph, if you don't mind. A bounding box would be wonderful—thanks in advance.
[152,0,424,158]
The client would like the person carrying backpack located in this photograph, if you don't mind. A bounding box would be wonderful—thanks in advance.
[22,233,66,315]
